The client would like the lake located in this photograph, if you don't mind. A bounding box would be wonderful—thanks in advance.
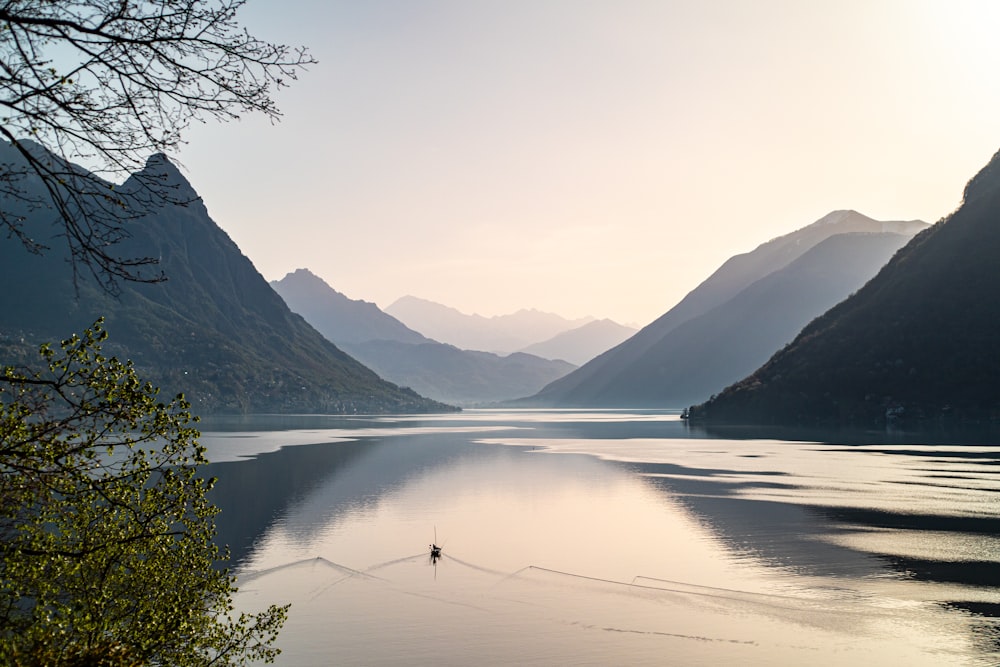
[200,410,1000,666]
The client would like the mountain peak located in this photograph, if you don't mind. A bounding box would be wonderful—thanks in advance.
[0,152,452,414]
[524,210,927,409]
[962,147,1000,206]
[691,147,1000,426]
[278,267,329,287]
[386,298,596,355]
[126,152,199,201]
[272,270,429,346]
[812,210,867,225]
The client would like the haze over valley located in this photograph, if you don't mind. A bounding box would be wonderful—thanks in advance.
[271,269,590,405]
[4,138,997,429]
[7,3,1000,665]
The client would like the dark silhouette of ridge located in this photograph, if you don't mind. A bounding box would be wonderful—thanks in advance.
[0,144,452,415]
[689,148,1000,426]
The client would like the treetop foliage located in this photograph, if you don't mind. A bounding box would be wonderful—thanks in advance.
[0,319,288,665]
[0,4,308,661]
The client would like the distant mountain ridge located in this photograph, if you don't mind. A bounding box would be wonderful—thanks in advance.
[689,149,1000,426]
[271,269,575,406]
[385,296,595,354]
[521,211,927,407]
[340,341,575,407]
[0,143,451,415]
[517,319,637,366]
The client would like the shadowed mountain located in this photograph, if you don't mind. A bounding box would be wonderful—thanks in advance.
[340,341,574,407]
[689,148,1000,426]
[0,144,452,415]
[517,319,637,366]
[521,211,926,408]
[271,269,574,405]
[385,296,593,355]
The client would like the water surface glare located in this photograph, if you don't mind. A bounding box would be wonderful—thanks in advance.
[202,410,1000,665]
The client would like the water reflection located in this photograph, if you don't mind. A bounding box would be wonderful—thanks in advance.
[204,410,1000,665]
[689,419,1000,446]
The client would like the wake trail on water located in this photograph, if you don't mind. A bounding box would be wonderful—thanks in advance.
[240,553,848,611]
[629,574,834,608]
[497,565,874,625]
[232,553,933,650]
[365,553,429,572]
[579,622,759,646]
[440,553,510,576]
[235,553,867,631]
[238,556,385,584]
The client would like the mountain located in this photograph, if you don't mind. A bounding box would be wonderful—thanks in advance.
[534,231,920,407]
[385,296,593,354]
[340,341,575,406]
[688,149,1000,426]
[522,211,927,407]
[271,269,429,345]
[0,144,452,415]
[517,319,637,366]
[271,269,575,405]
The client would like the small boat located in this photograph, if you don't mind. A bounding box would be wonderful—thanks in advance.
[429,543,442,561]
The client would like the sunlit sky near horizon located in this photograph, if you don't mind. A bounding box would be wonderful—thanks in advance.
[177,0,1000,326]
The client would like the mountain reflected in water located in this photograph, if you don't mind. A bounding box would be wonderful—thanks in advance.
[202,410,1000,665]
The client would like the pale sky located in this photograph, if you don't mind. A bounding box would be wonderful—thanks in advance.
[177,0,1000,326]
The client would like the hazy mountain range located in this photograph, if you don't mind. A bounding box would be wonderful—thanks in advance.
[690,149,1000,426]
[518,319,636,366]
[271,269,576,405]
[0,144,450,415]
[519,210,927,408]
[385,296,597,355]
[8,135,991,425]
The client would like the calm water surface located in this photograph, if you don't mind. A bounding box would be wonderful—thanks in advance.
[200,410,1000,665]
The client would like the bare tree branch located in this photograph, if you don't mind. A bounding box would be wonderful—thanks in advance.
[0,0,314,292]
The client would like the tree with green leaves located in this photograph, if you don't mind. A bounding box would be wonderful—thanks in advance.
[0,0,314,292]
[0,319,288,665]
[0,4,309,659]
